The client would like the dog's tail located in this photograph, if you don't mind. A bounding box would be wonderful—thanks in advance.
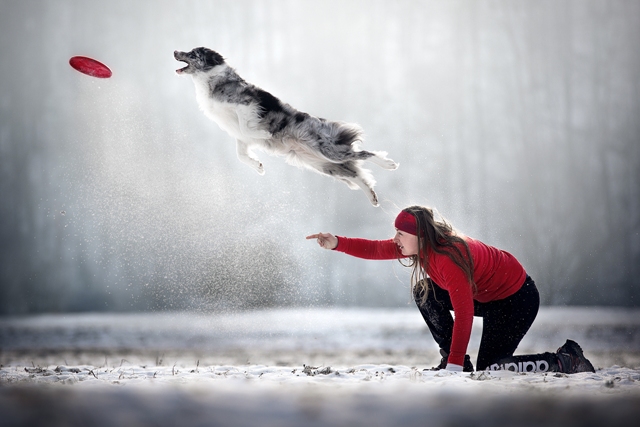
[288,118,368,165]
[334,122,364,146]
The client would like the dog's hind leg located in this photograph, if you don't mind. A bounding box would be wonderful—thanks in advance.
[236,139,265,175]
[315,133,398,170]
[345,175,379,206]
[364,150,399,170]
[343,149,399,169]
[322,162,379,206]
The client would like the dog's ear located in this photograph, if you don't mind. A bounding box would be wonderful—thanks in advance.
[205,49,225,67]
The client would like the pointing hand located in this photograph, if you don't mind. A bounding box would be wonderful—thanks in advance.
[306,233,338,250]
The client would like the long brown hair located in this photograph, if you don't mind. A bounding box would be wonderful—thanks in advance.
[399,206,476,304]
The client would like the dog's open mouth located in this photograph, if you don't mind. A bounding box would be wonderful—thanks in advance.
[174,51,191,74]
[176,62,190,74]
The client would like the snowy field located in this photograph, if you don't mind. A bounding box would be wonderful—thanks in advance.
[1,306,640,427]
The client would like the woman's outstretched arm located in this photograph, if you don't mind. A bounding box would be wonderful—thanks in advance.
[307,233,402,260]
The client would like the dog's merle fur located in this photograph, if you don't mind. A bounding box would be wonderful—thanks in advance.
[174,47,397,206]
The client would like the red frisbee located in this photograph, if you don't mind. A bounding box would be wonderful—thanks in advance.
[69,56,112,78]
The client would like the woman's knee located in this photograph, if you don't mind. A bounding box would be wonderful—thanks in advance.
[414,279,450,308]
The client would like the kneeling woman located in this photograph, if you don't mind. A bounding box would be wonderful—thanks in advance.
[307,205,595,373]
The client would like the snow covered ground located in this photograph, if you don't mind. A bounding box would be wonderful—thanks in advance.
[1,307,639,427]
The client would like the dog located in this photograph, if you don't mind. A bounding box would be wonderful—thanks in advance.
[174,47,398,206]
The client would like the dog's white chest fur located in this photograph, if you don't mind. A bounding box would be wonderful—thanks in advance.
[192,76,243,139]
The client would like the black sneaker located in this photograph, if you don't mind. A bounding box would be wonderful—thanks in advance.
[556,339,595,373]
[427,349,474,372]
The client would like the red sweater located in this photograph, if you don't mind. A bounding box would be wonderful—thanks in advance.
[334,236,526,366]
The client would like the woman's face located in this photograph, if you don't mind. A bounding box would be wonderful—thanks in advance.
[393,229,419,256]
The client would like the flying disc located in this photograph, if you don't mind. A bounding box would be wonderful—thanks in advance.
[69,56,112,78]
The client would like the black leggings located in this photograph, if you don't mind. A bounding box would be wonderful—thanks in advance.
[415,276,540,371]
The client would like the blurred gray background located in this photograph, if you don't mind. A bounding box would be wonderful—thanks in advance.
[1,0,639,314]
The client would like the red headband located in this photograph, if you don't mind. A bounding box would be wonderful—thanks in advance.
[395,210,417,235]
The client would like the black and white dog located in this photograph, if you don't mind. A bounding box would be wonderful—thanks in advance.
[174,47,398,206]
